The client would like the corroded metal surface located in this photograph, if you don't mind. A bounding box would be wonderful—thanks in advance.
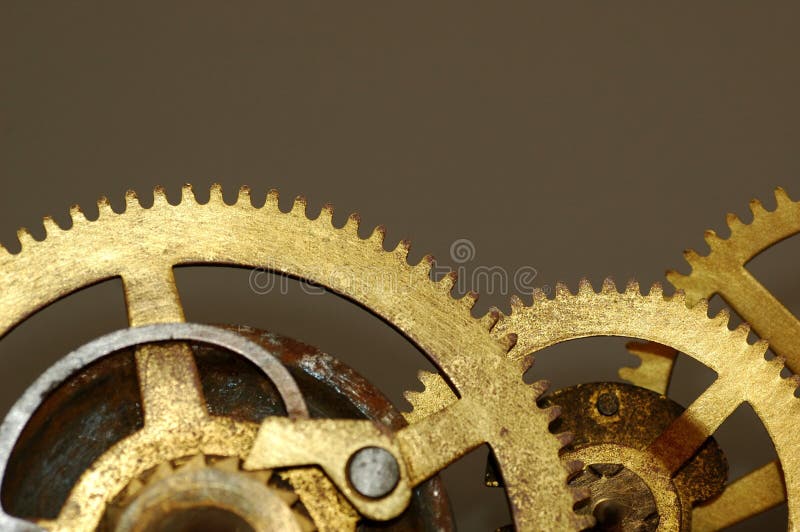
[2,326,454,531]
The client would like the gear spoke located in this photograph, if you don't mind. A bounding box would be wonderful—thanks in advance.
[395,398,486,486]
[692,460,786,531]
[645,376,741,475]
[121,266,207,426]
[715,268,800,371]
[619,341,677,395]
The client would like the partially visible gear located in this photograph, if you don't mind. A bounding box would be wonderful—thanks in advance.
[488,279,800,530]
[0,185,585,530]
[101,454,315,532]
[545,382,727,530]
[666,186,800,372]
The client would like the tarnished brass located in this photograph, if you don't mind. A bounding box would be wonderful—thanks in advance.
[2,183,799,530]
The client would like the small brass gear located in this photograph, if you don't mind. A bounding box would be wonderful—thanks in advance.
[101,454,315,532]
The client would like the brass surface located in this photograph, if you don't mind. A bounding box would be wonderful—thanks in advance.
[0,185,584,530]
[667,186,800,372]
[621,186,800,527]
[492,279,800,530]
[106,454,313,532]
[543,383,727,530]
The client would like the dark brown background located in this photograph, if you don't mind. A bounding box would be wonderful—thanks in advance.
[1,3,798,530]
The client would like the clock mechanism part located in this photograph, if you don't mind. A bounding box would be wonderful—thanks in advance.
[0,184,797,531]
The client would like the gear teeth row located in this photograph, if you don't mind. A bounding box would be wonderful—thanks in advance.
[1,183,492,328]
[666,186,799,298]
[107,454,314,531]
[402,370,458,424]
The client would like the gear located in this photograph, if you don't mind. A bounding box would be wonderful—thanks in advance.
[493,279,800,530]
[405,278,800,529]
[0,185,585,530]
[666,186,800,372]
[100,454,315,531]
[616,186,800,527]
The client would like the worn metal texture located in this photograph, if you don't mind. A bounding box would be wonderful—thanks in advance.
[0,185,585,530]
[2,325,454,531]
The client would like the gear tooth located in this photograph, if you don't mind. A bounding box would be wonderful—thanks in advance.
[712,307,731,326]
[664,269,685,286]
[704,229,723,249]
[564,459,584,476]
[693,298,710,315]
[733,322,752,338]
[153,185,169,206]
[125,190,141,211]
[439,270,457,292]
[180,183,195,203]
[317,203,335,225]
[625,279,640,294]
[212,456,240,472]
[775,186,794,206]
[509,294,525,312]
[555,432,574,447]
[546,405,562,423]
[343,212,360,235]
[530,379,550,398]
[209,183,224,204]
[554,282,571,298]
[499,332,517,351]
[601,277,617,294]
[274,487,300,506]
[179,454,207,471]
[247,469,273,484]
[683,248,703,265]
[571,485,591,504]
[151,462,174,482]
[532,287,549,302]
[16,227,36,247]
[265,189,280,209]
[368,224,386,247]
[69,204,87,224]
[577,278,594,296]
[519,353,535,373]
[417,370,441,388]
[42,216,61,235]
[292,194,308,215]
[749,198,768,216]
[96,196,114,217]
[479,308,500,330]
[648,282,665,298]
[237,185,252,206]
[725,212,744,231]
[671,289,687,304]
[414,254,435,277]
[459,290,479,310]
[123,478,146,500]
[394,239,411,260]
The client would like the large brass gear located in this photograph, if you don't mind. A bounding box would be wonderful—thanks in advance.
[615,186,800,528]
[0,185,587,530]
[405,279,800,530]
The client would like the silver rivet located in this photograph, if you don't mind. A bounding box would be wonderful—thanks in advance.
[347,446,400,498]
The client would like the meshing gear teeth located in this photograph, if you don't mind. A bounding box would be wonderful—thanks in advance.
[0,184,587,531]
[492,278,800,530]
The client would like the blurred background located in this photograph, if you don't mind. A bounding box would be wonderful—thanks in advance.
[1,3,798,530]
